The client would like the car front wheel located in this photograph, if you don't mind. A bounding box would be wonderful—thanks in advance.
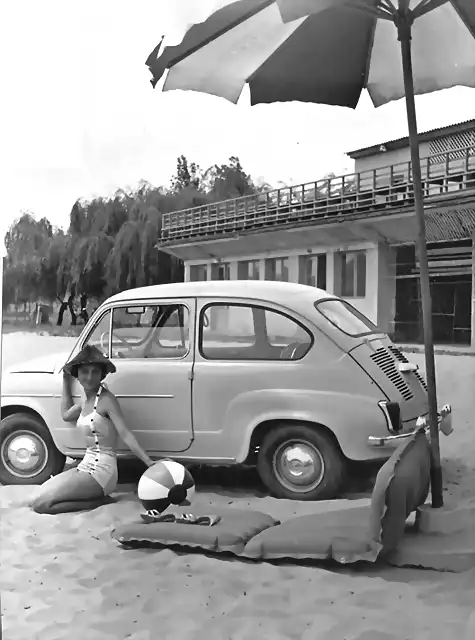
[0,413,66,485]
[257,423,345,501]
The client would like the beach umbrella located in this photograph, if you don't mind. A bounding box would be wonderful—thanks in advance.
[146,0,475,508]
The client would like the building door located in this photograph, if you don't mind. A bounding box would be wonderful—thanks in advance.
[394,241,472,345]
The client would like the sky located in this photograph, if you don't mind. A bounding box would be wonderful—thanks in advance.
[1,0,475,257]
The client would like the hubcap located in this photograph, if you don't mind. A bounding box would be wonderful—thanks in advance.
[273,441,324,493]
[1,431,49,479]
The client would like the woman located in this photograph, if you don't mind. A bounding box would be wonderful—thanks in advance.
[32,345,154,514]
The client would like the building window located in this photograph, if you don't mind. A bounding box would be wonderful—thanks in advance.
[238,260,260,280]
[265,257,289,282]
[189,265,208,281]
[338,250,366,298]
[299,254,327,290]
[210,262,230,280]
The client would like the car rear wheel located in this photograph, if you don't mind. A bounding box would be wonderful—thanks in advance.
[257,423,345,501]
[0,414,66,485]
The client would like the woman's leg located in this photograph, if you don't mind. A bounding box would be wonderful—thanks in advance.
[31,468,107,514]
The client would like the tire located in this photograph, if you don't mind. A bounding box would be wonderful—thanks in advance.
[0,413,66,485]
[257,423,345,501]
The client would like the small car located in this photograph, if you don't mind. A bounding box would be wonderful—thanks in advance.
[0,280,452,500]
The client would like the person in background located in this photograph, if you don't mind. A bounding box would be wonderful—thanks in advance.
[79,293,89,324]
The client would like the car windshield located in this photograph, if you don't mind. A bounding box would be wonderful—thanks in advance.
[315,299,379,337]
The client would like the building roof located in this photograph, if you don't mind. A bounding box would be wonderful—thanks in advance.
[346,119,475,159]
[106,280,334,308]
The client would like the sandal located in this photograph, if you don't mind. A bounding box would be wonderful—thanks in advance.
[140,511,222,526]
[195,515,221,526]
[140,511,176,524]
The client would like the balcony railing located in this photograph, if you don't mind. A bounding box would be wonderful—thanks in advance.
[160,144,475,242]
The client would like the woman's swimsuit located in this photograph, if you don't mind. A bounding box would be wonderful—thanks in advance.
[76,385,118,495]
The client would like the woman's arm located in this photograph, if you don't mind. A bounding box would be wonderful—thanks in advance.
[104,392,154,467]
[61,372,82,422]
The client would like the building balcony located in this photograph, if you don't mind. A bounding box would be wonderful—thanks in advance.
[159,144,475,254]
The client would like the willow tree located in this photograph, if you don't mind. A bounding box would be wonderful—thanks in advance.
[3,213,54,311]
[104,184,185,294]
[66,197,125,304]
[105,218,144,293]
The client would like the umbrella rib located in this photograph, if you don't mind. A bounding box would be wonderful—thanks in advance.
[247,15,308,87]
[362,18,378,89]
[412,0,449,18]
[350,1,395,20]
[378,0,397,15]
[447,0,475,39]
[166,0,275,69]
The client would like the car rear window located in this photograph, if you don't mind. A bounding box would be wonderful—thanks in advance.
[314,299,378,337]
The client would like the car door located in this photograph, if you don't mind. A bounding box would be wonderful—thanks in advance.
[190,299,316,460]
[62,299,195,454]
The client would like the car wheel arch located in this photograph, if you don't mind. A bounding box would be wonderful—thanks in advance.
[244,418,346,465]
[1,405,47,425]
[0,406,64,452]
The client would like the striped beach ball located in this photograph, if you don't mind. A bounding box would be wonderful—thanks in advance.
[138,459,195,513]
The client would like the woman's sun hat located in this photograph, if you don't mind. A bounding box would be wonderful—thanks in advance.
[63,345,116,379]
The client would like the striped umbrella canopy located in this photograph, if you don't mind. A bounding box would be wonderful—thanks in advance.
[147,0,475,107]
[146,0,475,508]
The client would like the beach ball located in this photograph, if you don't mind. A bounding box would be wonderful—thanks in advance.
[138,459,195,513]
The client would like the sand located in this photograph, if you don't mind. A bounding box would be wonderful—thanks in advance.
[1,335,475,640]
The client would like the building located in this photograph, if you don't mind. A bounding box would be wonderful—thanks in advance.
[158,120,475,347]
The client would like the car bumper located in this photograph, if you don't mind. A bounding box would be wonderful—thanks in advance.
[368,404,453,447]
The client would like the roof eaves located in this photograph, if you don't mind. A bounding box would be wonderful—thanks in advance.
[346,119,475,159]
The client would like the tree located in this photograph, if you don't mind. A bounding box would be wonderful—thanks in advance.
[254,178,275,194]
[170,155,202,192]
[202,156,257,200]
[104,184,183,294]
[41,228,70,302]
[68,200,87,236]
[4,155,348,324]
[66,197,120,303]
[3,213,55,306]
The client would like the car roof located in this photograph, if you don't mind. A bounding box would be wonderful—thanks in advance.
[106,280,336,308]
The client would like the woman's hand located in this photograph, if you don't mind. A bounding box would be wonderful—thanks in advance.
[61,370,81,422]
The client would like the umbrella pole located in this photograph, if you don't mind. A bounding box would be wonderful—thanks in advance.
[398,18,443,508]
[0,256,3,640]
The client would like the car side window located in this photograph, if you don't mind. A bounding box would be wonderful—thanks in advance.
[264,310,312,359]
[82,310,112,356]
[110,304,190,359]
[200,304,312,361]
